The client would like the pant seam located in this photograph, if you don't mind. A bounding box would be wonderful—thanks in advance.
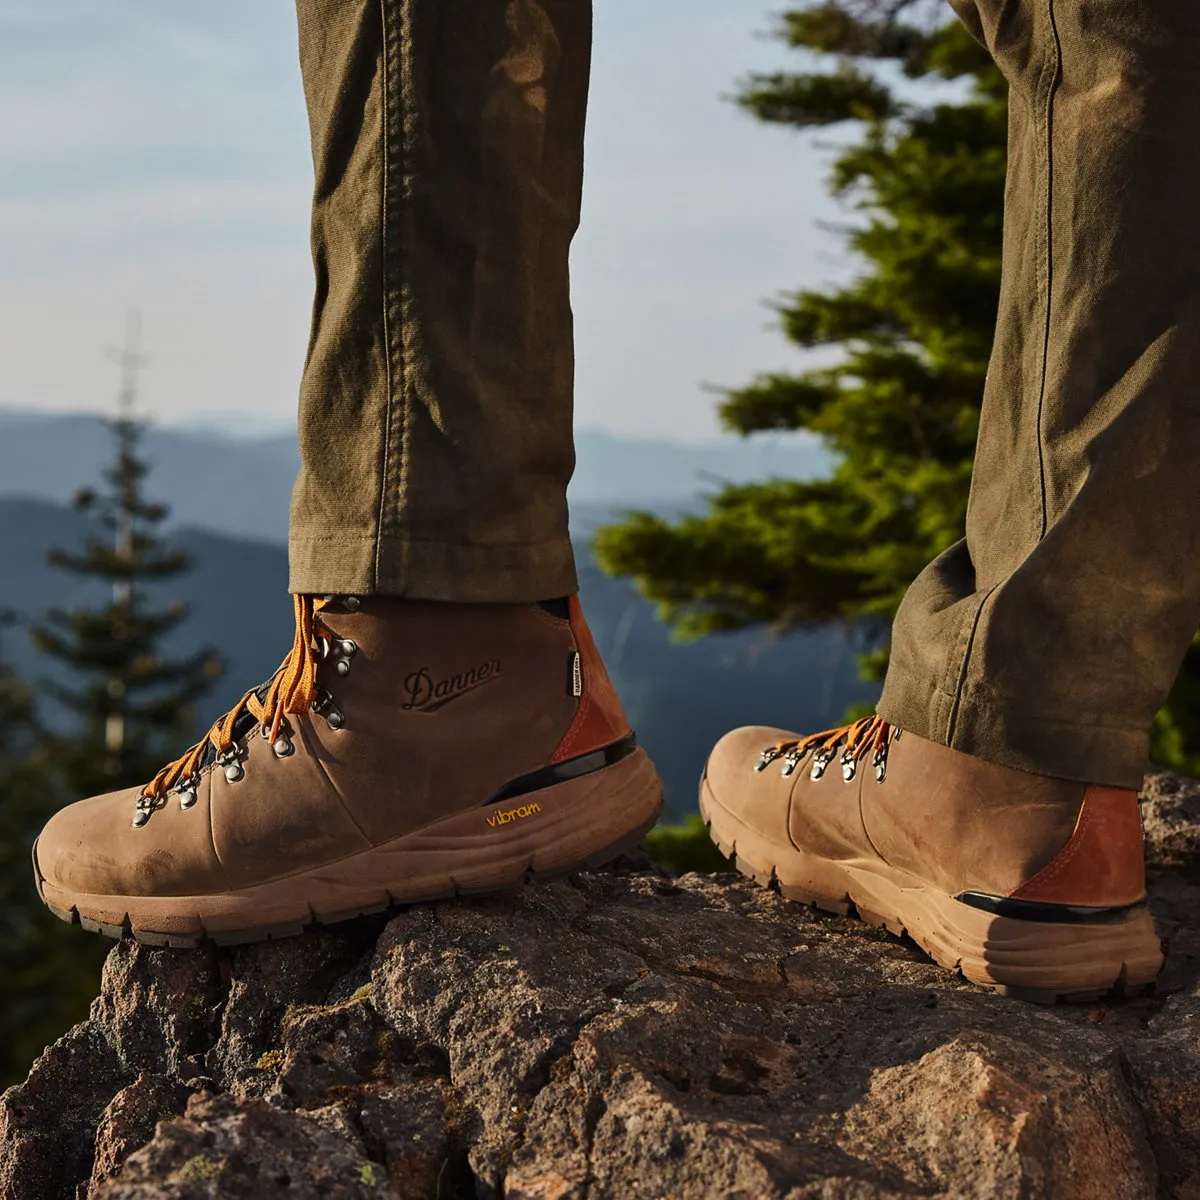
[395,0,417,551]
[374,0,397,593]
[1032,0,1063,541]
[375,0,410,588]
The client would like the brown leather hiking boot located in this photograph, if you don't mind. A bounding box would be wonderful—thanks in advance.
[701,717,1163,1002]
[34,595,662,947]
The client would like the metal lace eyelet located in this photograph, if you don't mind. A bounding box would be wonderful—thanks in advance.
[320,594,362,612]
[311,689,345,730]
[177,777,200,810]
[261,721,295,758]
[217,749,245,783]
[332,638,357,677]
[840,748,858,783]
[781,748,803,777]
[872,744,889,783]
[132,792,162,828]
[754,748,781,773]
[322,637,357,676]
[809,750,832,781]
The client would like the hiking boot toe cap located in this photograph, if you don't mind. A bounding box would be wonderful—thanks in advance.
[36,783,223,901]
[37,787,152,896]
[704,725,798,843]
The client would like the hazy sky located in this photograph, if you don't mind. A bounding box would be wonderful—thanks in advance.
[0,1,851,441]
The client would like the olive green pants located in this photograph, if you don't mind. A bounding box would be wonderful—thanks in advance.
[289,0,1200,789]
[879,0,1200,789]
[289,0,588,605]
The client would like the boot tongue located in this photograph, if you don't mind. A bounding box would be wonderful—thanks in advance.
[192,678,278,773]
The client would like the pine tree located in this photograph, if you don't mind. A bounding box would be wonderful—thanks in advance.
[32,318,222,797]
[594,0,1200,773]
[0,616,106,1086]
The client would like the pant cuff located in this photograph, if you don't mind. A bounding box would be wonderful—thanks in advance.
[878,678,1149,790]
[288,532,579,604]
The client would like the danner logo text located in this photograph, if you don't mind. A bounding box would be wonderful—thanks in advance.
[402,659,502,712]
[487,802,542,828]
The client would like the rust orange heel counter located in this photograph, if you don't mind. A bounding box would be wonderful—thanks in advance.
[1010,785,1147,907]
[550,595,631,764]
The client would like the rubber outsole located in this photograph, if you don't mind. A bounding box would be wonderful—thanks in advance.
[699,775,1164,1005]
[36,748,664,950]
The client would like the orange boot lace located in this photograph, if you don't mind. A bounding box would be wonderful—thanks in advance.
[133,595,354,827]
[755,715,899,784]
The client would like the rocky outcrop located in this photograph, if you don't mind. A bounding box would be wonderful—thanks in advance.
[5,773,1200,1199]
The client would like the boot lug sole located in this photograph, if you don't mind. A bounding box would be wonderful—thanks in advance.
[37,748,663,950]
[699,775,1164,1005]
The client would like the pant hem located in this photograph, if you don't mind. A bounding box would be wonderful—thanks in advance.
[288,532,579,604]
[878,683,1148,790]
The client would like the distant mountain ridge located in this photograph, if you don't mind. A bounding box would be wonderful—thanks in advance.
[0,408,829,545]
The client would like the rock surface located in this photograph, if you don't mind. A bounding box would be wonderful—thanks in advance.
[6,774,1200,1199]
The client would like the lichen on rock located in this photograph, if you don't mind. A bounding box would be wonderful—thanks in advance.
[4,772,1200,1198]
